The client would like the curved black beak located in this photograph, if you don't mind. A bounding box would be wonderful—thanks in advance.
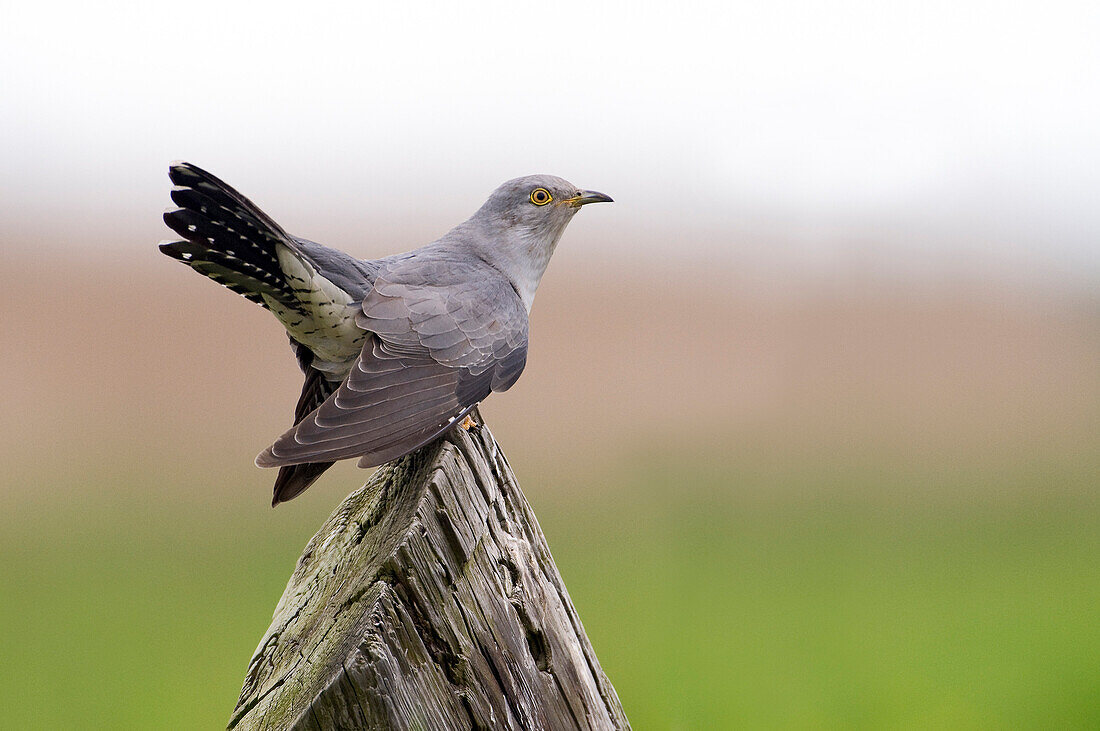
[575,190,614,205]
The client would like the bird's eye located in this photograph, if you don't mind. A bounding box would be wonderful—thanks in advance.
[530,188,552,206]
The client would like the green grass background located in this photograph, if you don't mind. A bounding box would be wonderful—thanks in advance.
[2,259,1097,728]
[3,444,1098,729]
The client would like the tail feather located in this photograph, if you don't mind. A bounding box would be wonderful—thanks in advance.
[167,162,291,239]
[160,162,301,311]
[161,162,346,506]
[167,185,286,279]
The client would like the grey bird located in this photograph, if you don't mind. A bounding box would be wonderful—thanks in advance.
[159,163,611,505]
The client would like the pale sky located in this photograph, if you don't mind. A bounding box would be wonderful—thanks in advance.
[2,0,1098,281]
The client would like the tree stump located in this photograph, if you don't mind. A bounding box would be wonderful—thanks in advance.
[228,410,630,730]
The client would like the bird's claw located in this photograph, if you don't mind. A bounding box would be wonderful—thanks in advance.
[460,415,478,431]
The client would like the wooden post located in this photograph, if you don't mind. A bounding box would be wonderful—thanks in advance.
[228,410,630,730]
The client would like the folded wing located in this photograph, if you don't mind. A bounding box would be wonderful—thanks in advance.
[256,256,528,469]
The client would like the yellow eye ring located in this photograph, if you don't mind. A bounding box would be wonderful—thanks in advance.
[530,187,552,206]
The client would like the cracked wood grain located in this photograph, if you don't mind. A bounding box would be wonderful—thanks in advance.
[228,409,630,730]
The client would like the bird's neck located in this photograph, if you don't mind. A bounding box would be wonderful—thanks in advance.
[447,216,571,312]
[504,224,565,311]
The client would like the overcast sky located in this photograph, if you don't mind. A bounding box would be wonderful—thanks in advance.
[2,1,1097,281]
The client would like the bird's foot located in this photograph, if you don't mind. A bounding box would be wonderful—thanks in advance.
[460,414,478,431]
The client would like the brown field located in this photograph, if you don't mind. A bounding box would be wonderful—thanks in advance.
[2,252,1096,503]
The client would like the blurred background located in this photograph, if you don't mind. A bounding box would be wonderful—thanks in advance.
[2,1,1098,727]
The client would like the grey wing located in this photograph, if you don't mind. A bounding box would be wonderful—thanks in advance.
[256,259,528,468]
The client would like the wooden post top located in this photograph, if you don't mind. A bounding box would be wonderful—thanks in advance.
[229,410,630,730]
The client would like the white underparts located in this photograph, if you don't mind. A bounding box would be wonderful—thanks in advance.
[263,245,366,376]
[508,219,571,312]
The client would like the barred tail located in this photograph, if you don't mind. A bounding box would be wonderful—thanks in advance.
[160,162,300,310]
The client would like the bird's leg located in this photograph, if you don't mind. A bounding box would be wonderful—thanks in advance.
[460,414,478,431]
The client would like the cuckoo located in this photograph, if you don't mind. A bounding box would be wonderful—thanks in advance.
[159,163,611,505]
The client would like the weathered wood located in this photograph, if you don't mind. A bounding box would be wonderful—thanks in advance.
[229,410,630,730]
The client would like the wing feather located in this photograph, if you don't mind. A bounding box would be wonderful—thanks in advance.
[257,258,528,468]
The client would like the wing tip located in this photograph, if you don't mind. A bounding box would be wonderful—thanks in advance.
[270,461,335,507]
[255,449,279,468]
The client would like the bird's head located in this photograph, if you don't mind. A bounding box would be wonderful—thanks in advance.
[474,174,613,235]
[459,174,612,310]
